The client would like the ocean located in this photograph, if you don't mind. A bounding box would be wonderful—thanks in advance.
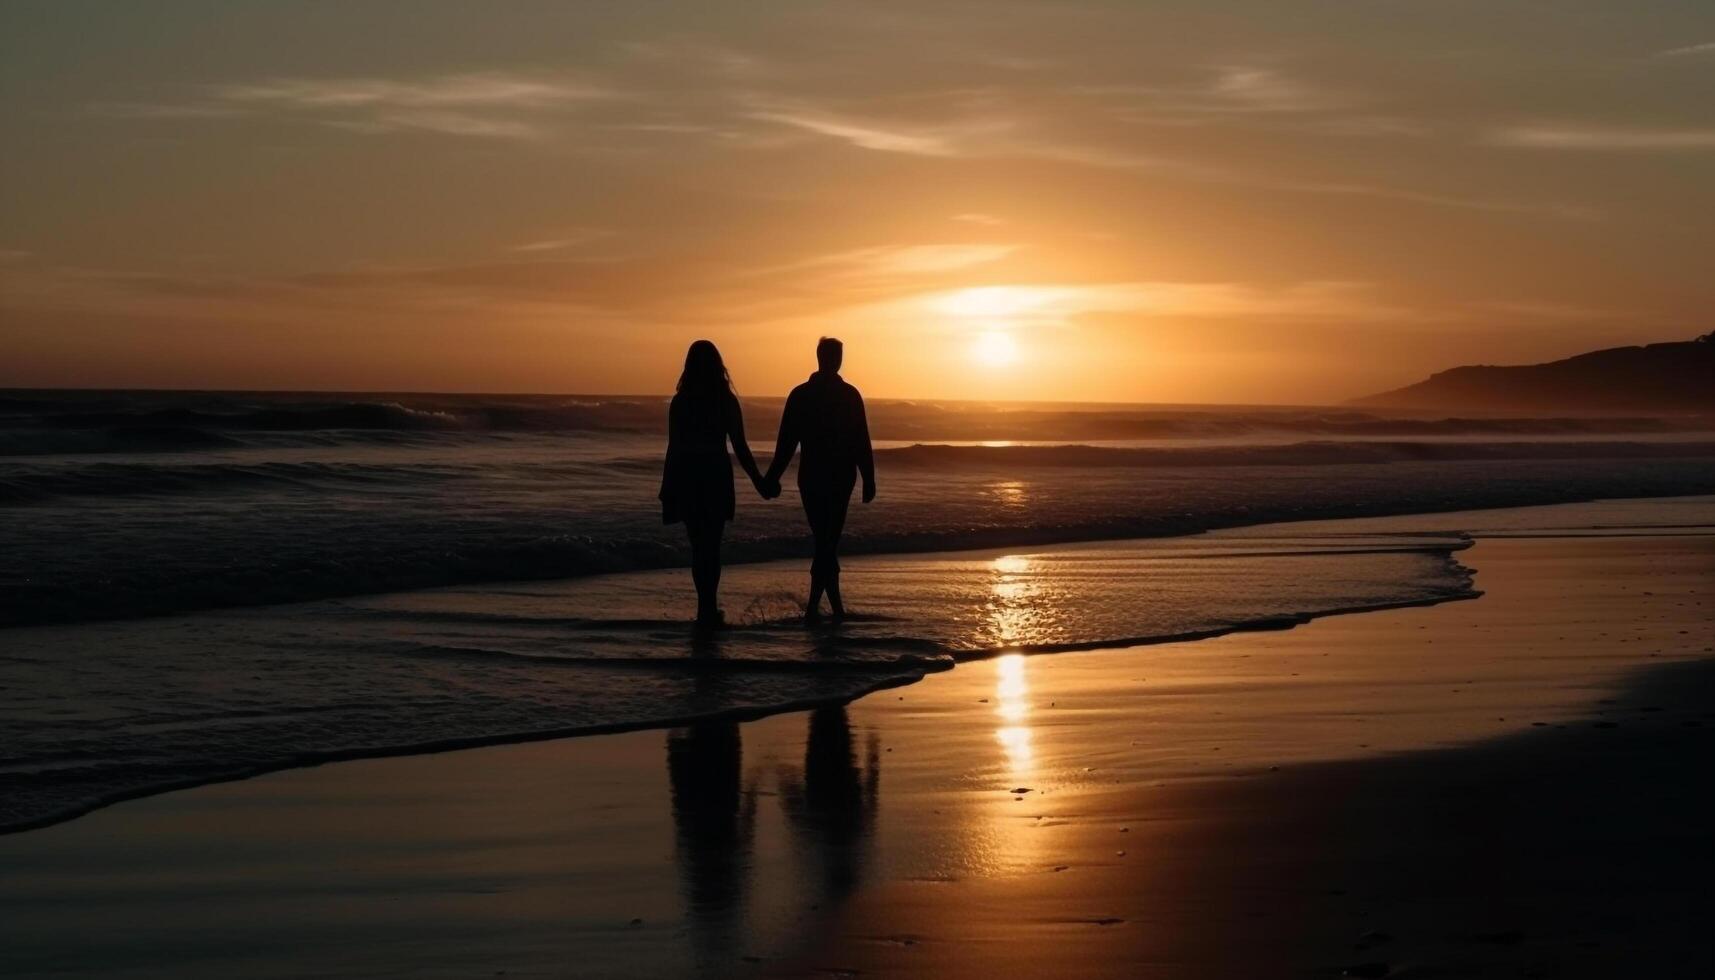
[4,388,1714,831]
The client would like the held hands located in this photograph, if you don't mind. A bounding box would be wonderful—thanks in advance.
[750,474,869,502]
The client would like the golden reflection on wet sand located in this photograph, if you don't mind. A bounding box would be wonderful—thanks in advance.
[994,653,1034,774]
[989,554,1038,780]
[982,651,1046,875]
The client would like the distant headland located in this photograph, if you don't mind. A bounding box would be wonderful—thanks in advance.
[1353,333,1715,413]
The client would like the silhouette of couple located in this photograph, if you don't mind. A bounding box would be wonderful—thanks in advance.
[660,337,876,628]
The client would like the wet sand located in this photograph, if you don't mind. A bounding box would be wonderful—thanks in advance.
[774,533,1715,980]
[1,511,1711,978]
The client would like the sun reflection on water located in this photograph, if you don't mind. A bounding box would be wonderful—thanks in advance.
[989,480,1028,508]
[988,555,1036,646]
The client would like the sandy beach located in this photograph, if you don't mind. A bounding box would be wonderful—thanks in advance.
[2,500,1711,979]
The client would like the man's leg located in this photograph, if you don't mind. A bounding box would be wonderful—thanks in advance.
[818,481,854,619]
[801,488,827,620]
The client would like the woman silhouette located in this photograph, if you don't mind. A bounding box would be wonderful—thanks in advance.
[660,340,769,628]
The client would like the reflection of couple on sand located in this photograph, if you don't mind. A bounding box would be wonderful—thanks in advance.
[666,706,880,965]
[660,336,876,628]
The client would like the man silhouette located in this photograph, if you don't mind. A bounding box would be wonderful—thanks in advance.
[763,337,876,622]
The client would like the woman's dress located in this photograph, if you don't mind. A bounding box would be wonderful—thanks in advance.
[660,391,738,525]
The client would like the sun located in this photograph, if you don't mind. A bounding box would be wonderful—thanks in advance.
[971,330,1020,367]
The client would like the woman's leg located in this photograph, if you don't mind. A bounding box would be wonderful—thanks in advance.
[686,518,725,623]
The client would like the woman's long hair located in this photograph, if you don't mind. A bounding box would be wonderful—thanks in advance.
[677,340,734,400]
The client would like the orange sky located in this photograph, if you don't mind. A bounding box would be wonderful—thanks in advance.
[2,1,1712,403]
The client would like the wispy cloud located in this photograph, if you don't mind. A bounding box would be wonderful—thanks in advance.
[216,74,611,110]
[322,111,545,139]
[509,230,614,254]
[511,240,583,254]
[740,97,1586,218]
[893,279,1436,330]
[93,71,618,140]
[767,243,1018,279]
[222,72,618,139]
[907,281,1645,332]
[1651,41,1715,59]
[1083,280,1400,320]
[616,39,771,80]
[745,109,974,156]
[744,95,1154,167]
[1489,124,1715,151]
[728,75,1591,219]
[1206,66,1352,113]
[1075,64,1356,118]
[1254,176,1597,220]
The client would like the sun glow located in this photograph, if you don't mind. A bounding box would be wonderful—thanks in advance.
[938,285,1057,319]
[934,285,1047,370]
[972,330,1020,367]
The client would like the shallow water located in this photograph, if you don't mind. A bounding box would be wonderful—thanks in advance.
[1,526,1475,833]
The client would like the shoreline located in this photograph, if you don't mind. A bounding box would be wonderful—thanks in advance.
[2,502,1710,977]
[7,480,1709,630]
[2,526,1486,837]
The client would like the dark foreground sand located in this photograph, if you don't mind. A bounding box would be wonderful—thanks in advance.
[1,506,1711,979]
